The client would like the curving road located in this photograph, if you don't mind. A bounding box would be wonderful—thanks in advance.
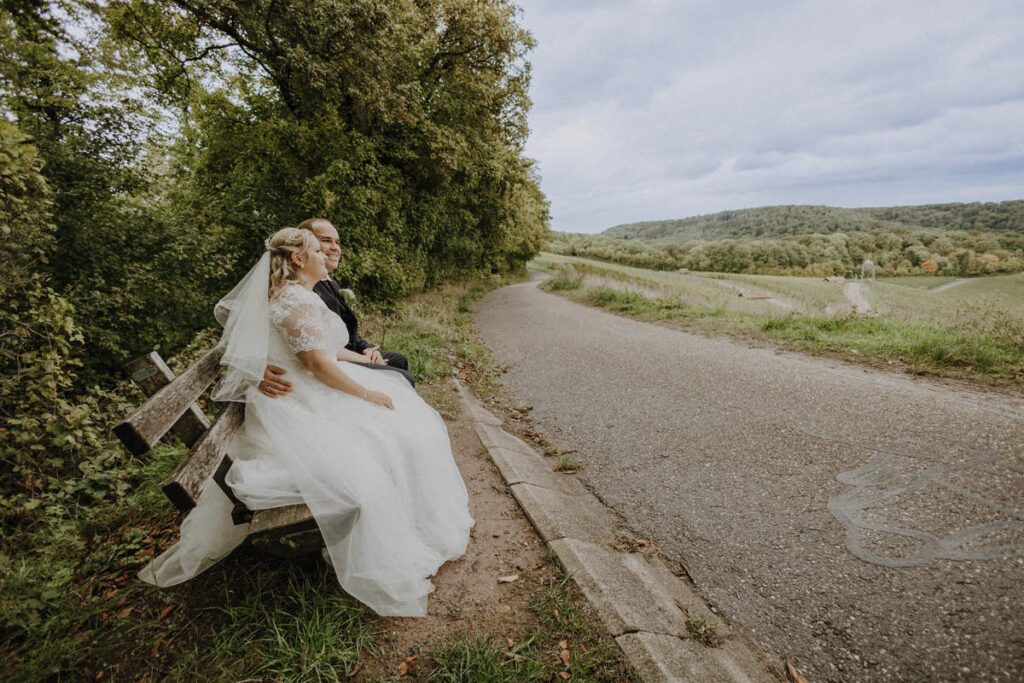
[474,278,1024,682]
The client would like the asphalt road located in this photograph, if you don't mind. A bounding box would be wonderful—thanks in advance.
[474,278,1024,682]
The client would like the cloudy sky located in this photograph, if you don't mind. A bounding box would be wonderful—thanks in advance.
[515,0,1024,233]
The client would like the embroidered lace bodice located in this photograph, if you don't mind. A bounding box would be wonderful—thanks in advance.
[269,284,349,361]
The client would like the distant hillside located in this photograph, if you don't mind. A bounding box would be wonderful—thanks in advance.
[547,200,1024,277]
[602,201,1024,242]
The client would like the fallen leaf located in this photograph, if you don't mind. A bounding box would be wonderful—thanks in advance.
[159,604,175,619]
[552,608,563,623]
[559,645,571,668]
[118,606,133,619]
[397,654,418,677]
[786,660,809,683]
[559,639,568,649]
[497,574,519,583]
[104,588,119,599]
[559,673,571,680]
[498,604,512,614]
[506,637,515,648]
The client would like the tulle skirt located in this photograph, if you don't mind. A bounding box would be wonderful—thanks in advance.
[138,362,474,617]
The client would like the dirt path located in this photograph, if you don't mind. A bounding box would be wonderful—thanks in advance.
[358,394,557,680]
[696,275,800,311]
[932,278,971,293]
[843,281,873,314]
[474,280,1024,683]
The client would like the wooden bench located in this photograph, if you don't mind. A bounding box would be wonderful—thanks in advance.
[113,347,323,558]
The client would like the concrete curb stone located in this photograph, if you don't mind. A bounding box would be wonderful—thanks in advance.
[510,482,618,545]
[455,382,780,683]
[487,445,583,495]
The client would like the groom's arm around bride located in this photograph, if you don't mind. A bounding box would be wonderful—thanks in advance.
[258,218,415,398]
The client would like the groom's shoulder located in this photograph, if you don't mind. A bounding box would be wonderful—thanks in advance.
[313,278,339,296]
[313,278,349,308]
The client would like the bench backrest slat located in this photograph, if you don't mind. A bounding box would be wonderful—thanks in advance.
[124,352,212,447]
[113,345,224,455]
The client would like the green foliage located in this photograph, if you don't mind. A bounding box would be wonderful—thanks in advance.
[549,201,1024,278]
[545,264,584,290]
[0,120,135,521]
[0,0,548,380]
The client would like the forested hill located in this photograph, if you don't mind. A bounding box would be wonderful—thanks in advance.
[603,201,1024,242]
[548,200,1024,276]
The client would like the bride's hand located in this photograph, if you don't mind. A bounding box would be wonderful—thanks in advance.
[364,390,394,410]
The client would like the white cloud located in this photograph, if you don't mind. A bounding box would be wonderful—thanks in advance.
[516,0,1024,232]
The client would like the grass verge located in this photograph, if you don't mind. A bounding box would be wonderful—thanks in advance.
[540,262,1024,386]
[427,572,635,682]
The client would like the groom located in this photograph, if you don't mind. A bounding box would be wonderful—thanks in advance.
[258,218,414,397]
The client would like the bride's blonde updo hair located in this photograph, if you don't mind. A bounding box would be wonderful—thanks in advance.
[266,227,318,297]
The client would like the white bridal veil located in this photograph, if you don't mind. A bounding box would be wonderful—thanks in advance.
[211,251,272,402]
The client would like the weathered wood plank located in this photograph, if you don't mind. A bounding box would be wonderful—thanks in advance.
[160,401,244,511]
[249,503,317,535]
[113,345,224,455]
[124,352,211,448]
[249,504,322,558]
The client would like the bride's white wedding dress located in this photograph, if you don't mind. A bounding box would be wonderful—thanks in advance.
[140,284,474,617]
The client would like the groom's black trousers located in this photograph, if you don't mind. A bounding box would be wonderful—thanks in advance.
[353,349,415,387]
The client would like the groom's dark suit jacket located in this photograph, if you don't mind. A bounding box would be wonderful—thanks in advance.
[313,278,414,386]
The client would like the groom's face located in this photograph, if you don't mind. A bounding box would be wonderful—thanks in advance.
[312,222,341,271]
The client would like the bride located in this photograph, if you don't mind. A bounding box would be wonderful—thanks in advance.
[139,227,474,617]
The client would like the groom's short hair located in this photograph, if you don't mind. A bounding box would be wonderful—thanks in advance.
[296,217,333,233]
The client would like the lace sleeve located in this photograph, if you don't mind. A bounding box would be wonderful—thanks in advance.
[271,287,327,353]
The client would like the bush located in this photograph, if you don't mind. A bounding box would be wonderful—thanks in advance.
[545,265,583,291]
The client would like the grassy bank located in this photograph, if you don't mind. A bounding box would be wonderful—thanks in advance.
[536,255,1024,386]
[2,274,635,682]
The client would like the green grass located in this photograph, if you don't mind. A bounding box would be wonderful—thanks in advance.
[553,455,583,473]
[883,275,964,290]
[538,253,779,315]
[427,572,637,682]
[188,570,377,681]
[429,636,546,682]
[536,257,1024,385]
[685,615,722,648]
[1,438,383,682]
[706,272,847,312]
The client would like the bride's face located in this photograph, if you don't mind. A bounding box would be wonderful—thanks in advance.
[294,243,328,284]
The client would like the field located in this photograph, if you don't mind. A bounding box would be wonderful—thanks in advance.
[533,253,1024,387]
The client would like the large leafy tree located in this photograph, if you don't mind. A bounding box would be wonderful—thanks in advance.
[107,0,549,300]
[1,0,548,376]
